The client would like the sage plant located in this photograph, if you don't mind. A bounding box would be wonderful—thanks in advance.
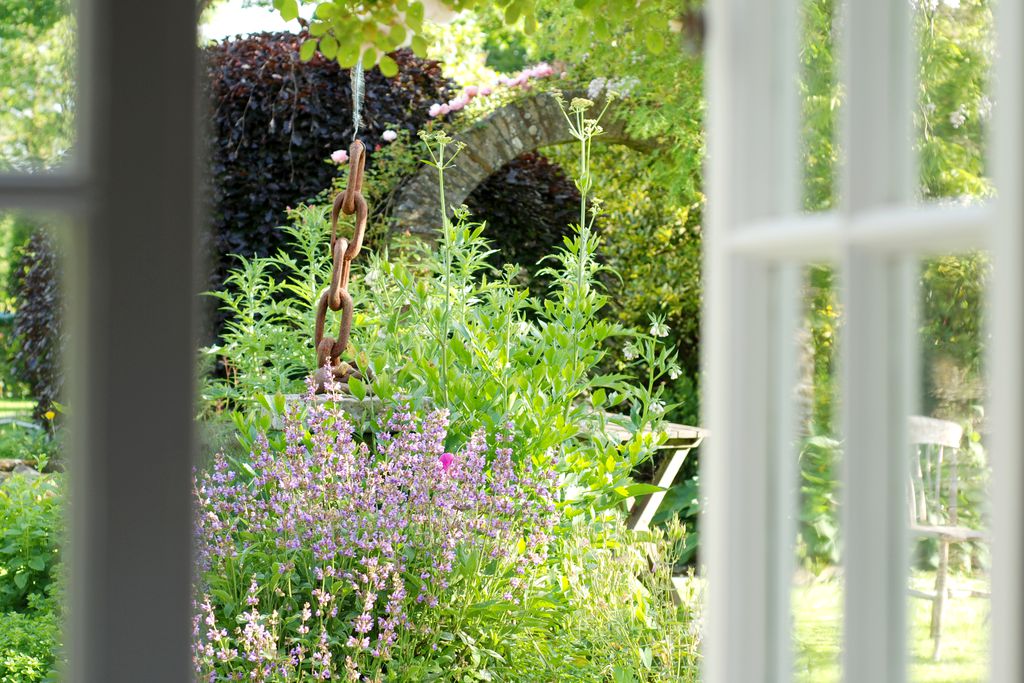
[193,378,557,681]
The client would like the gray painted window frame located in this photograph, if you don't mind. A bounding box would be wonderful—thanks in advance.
[0,0,198,680]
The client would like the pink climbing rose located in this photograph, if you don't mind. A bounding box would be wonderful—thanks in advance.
[330,149,349,164]
[428,102,442,118]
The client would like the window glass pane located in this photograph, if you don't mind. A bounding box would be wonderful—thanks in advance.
[800,0,840,213]
[0,0,77,172]
[0,210,69,680]
[191,12,706,680]
[914,0,995,202]
[908,251,990,682]
[793,264,844,682]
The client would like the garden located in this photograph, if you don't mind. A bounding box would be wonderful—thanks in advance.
[0,0,994,680]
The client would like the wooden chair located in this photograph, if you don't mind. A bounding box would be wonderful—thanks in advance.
[907,415,987,661]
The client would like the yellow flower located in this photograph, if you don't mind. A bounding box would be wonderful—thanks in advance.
[44,410,55,420]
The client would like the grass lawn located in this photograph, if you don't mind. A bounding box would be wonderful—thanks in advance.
[793,573,989,682]
[0,398,33,420]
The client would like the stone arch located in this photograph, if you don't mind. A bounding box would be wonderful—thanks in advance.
[390,92,652,239]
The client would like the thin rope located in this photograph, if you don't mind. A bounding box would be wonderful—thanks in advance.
[351,62,365,141]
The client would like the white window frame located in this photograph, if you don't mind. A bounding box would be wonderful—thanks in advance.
[0,0,199,680]
[703,0,1023,682]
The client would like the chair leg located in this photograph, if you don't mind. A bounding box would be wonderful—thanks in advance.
[931,539,949,661]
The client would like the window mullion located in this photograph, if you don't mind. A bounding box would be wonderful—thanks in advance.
[704,0,800,680]
[68,0,199,681]
[989,0,1024,679]
[839,0,916,681]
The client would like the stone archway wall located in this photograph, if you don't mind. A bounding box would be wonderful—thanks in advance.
[391,92,652,239]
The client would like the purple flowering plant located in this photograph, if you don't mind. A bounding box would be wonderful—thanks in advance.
[193,378,558,681]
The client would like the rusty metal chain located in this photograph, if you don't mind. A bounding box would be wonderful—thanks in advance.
[313,139,370,392]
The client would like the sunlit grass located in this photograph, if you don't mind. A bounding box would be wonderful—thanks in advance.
[793,573,989,683]
[0,398,33,418]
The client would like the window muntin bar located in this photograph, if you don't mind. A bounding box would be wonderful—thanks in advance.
[703,0,802,680]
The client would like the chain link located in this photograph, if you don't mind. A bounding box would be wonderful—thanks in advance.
[313,139,370,392]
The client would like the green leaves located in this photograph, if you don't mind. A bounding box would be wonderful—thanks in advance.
[0,473,62,612]
[378,54,399,77]
[299,38,317,61]
[318,34,338,60]
[347,376,366,400]
[279,0,299,22]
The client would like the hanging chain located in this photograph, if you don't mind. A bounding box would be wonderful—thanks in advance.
[313,138,369,392]
[350,62,364,140]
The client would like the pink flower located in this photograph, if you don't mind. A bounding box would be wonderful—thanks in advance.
[439,452,454,471]
[464,85,479,98]
[382,130,398,142]
[428,103,442,117]
[439,103,450,115]
[448,96,467,111]
[480,86,492,96]
[531,62,554,78]
[331,149,349,164]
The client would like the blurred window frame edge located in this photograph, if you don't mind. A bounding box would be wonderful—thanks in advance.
[702,1,1024,683]
[0,0,200,681]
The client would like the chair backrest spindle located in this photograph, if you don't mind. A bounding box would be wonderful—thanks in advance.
[907,416,964,528]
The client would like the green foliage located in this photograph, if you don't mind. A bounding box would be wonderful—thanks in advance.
[0,605,61,683]
[515,518,702,681]
[530,0,705,208]
[0,474,62,614]
[796,435,842,568]
[275,0,673,74]
[465,152,580,300]
[920,253,989,405]
[355,115,679,510]
[915,0,994,200]
[201,205,332,411]
[0,426,58,472]
[0,0,68,39]
[800,0,839,211]
[0,4,75,170]
[210,100,681,513]
[0,473,64,683]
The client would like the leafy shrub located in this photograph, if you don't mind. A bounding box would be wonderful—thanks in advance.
[196,384,700,681]
[0,604,61,683]
[526,518,702,682]
[0,426,58,471]
[463,152,580,297]
[797,435,842,568]
[355,119,681,509]
[197,93,702,681]
[194,385,559,681]
[10,230,63,425]
[202,33,451,305]
[206,101,680,509]
[0,473,62,613]
[200,204,332,411]
[0,473,64,683]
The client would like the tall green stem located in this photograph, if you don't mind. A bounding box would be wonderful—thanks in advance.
[437,143,452,409]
